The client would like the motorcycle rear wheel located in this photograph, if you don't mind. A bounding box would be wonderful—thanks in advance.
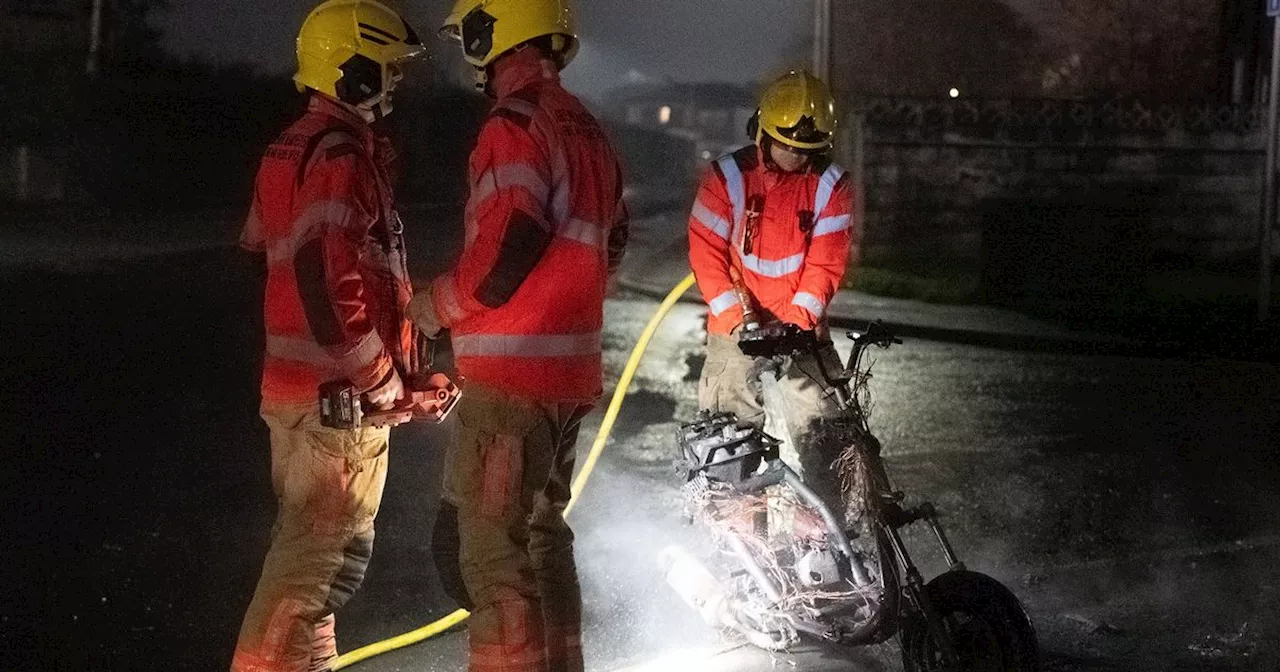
[900,570,1040,672]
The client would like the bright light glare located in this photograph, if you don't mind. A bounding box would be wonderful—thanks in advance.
[659,105,672,124]
[949,87,960,98]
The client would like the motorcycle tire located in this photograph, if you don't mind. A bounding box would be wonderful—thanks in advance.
[900,570,1040,672]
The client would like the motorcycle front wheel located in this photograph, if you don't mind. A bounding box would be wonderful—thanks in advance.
[900,570,1040,672]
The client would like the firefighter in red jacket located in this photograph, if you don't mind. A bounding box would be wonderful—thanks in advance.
[407,1,627,670]
[231,2,424,670]
[689,71,857,509]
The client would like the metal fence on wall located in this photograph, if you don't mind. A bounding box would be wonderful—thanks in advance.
[855,97,1265,138]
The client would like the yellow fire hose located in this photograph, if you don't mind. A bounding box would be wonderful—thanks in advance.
[333,273,698,670]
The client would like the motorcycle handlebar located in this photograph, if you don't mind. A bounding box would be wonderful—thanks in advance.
[847,321,902,350]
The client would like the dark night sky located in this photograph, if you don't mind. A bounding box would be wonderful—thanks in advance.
[159,0,1046,99]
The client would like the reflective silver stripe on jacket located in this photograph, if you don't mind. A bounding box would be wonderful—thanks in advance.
[691,199,731,240]
[557,218,607,250]
[739,252,805,278]
[471,164,550,210]
[708,289,740,316]
[813,214,852,237]
[792,291,826,318]
[265,330,384,372]
[717,155,746,239]
[266,200,355,265]
[813,163,847,218]
[715,152,808,278]
[465,163,553,247]
[452,331,603,358]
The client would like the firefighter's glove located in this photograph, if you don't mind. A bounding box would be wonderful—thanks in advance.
[747,355,787,400]
[406,290,444,340]
[366,367,405,410]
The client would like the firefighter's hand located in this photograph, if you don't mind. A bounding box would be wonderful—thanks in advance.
[406,291,444,339]
[366,368,405,410]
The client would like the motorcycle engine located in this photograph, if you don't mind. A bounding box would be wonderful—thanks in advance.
[795,547,843,588]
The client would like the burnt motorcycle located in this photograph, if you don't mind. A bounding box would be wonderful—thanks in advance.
[662,321,1040,671]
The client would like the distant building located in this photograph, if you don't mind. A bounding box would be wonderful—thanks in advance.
[608,82,757,162]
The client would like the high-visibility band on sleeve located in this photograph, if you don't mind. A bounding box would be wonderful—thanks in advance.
[708,289,740,316]
[266,200,355,264]
[452,331,602,358]
[557,218,607,250]
[739,252,804,278]
[691,199,731,240]
[469,164,550,213]
[813,214,852,237]
[265,330,385,373]
[716,155,746,236]
[792,291,826,318]
[550,180,571,226]
[813,163,847,217]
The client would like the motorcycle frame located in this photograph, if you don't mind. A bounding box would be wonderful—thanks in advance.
[706,324,968,661]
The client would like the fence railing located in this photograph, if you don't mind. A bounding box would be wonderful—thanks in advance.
[856,97,1263,136]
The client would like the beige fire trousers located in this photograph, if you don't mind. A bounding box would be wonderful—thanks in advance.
[698,332,844,509]
[231,406,389,672]
[436,383,593,672]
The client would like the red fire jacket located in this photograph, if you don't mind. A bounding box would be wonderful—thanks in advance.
[427,54,628,402]
[688,145,856,335]
[240,95,415,407]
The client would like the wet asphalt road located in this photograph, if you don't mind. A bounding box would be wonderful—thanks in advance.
[4,238,1280,671]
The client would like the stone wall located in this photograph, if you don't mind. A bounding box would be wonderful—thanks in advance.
[854,97,1267,299]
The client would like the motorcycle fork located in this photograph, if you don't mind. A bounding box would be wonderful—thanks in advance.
[883,522,961,669]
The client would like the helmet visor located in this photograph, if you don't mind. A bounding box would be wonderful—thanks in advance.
[775,115,831,148]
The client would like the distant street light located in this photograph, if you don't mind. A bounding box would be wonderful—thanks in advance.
[949,88,961,98]
[658,106,672,125]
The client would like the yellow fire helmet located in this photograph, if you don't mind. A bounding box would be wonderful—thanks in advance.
[755,70,838,152]
[294,0,426,118]
[439,0,578,69]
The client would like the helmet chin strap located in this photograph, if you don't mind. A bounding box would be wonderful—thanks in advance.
[472,66,492,96]
[356,95,392,123]
[355,65,401,123]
